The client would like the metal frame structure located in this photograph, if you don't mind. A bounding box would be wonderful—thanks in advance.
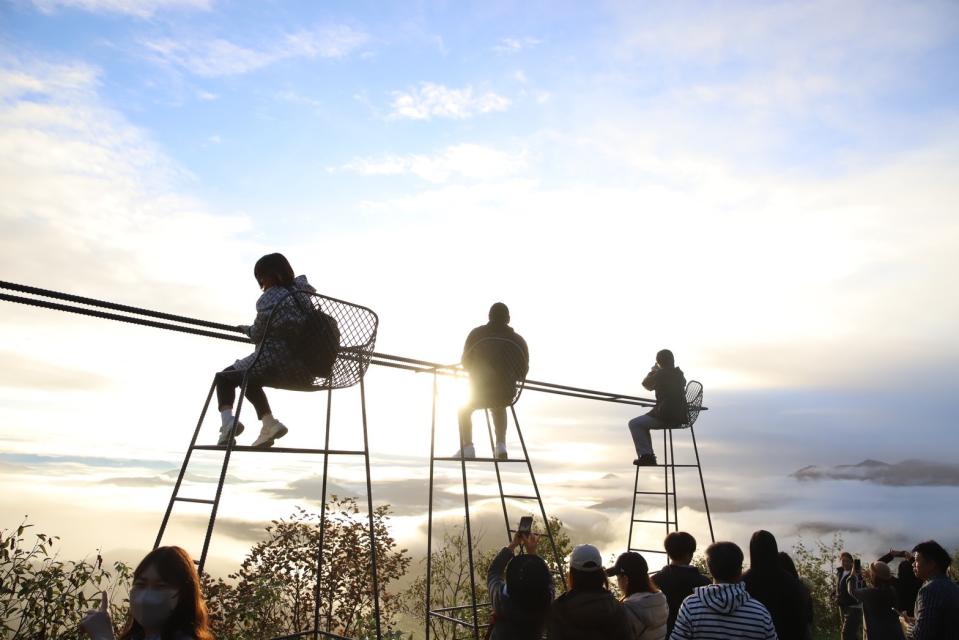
[152,288,383,640]
[0,280,712,640]
[627,380,714,562]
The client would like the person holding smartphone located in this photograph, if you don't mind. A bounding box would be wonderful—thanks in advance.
[846,560,905,640]
[486,525,554,640]
[836,552,866,640]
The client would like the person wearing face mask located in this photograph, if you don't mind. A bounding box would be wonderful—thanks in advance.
[80,546,214,640]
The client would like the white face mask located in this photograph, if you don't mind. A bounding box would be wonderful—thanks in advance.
[131,588,177,629]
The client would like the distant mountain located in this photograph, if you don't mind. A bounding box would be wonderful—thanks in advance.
[792,459,959,486]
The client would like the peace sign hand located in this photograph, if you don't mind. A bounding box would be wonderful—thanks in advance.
[79,591,116,640]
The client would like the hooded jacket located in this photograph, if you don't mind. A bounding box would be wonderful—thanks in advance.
[546,587,631,640]
[621,591,668,640]
[234,275,318,384]
[671,583,777,640]
[641,366,687,426]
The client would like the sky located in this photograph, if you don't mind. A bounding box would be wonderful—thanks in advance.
[2,0,959,608]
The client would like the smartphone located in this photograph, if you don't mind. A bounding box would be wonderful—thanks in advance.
[854,558,861,571]
[517,516,533,535]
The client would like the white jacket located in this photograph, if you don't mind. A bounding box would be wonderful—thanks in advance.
[622,591,668,640]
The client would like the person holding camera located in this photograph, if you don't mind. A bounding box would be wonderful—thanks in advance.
[836,552,866,640]
[627,349,687,466]
[847,560,905,640]
[486,528,554,640]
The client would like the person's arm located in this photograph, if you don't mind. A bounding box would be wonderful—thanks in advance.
[79,592,116,640]
[907,583,942,640]
[847,571,869,602]
[487,543,516,610]
[669,601,694,640]
[641,365,659,391]
[763,612,779,640]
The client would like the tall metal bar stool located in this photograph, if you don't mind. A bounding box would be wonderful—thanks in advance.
[154,288,381,640]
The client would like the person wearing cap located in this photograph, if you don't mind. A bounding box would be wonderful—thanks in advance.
[546,544,631,640]
[454,302,530,460]
[847,559,905,640]
[606,552,668,639]
[486,531,554,640]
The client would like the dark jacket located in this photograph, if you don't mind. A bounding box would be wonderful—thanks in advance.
[641,366,687,426]
[743,531,809,640]
[652,564,710,635]
[909,574,959,640]
[546,587,631,640]
[836,568,865,608]
[848,581,905,640]
[487,547,553,640]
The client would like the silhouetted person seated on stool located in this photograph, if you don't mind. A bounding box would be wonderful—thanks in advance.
[628,349,687,465]
[454,302,529,460]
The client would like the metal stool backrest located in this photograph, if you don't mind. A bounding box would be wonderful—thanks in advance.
[684,380,704,428]
[255,288,378,391]
[463,336,529,406]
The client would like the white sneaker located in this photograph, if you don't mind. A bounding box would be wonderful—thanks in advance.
[494,442,508,460]
[251,420,288,448]
[452,444,476,459]
[217,421,245,446]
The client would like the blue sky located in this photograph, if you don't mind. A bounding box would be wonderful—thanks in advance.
[2,0,959,597]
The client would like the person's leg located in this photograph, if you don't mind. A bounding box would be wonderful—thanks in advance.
[215,367,247,445]
[458,406,474,448]
[243,383,272,420]
[628,414,663,456]
[490,407,507,444]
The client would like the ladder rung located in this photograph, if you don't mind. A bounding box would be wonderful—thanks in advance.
[433,456,528,463]
[646,463,699,467]
[632,519,677,524]
[174,497,215,505]
[501,494,539,500]
[193,445,366,456]
[635,491,675,495]
[630,548,669,554]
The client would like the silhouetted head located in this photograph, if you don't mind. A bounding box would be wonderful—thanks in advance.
[839,551,854,571]
[664,531,697,564]
[706,542,744,583]
[749,530,780,571]
[778,551,799,579]
[656,349,675,368]
[489,302,510,325]
[607,551,658,596]
[253,253,295,290]
[912,540,951,580]
[119,546,213,640]
[868,561,894,588]
[505,554,552,612]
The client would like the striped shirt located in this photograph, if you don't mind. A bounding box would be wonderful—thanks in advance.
[907,574,959,640]
[670,582,778,640]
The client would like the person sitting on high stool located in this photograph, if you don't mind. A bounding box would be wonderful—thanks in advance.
[628,349,687,466]
[454,302,529,460]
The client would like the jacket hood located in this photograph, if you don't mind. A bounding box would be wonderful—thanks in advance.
[292,274,316,293]
[623,591,668,624]
[695,583,750,615]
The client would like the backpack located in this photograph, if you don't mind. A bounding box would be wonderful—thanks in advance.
[288,289,341,379]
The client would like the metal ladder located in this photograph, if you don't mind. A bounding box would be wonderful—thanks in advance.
[424,371,566,640]
[627,381,714,561]
[154,375,383,640]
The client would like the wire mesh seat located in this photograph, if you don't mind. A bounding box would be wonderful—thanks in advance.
[248,289,378,391]
[462,336,528,407]
[673,380,704,430]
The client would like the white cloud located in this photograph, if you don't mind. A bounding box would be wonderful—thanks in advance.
[492,36,542,55]
[389,82,510,120]
[143,25,369,77]
[338,144,528,183]
[30,0,211,18]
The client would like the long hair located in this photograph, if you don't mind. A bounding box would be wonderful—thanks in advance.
[253,253,295,287]
[119,546,214,640]
[567,567,609,591]
[622,567,659,597]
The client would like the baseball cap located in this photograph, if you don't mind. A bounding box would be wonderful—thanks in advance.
[569,544,603,572]
[605,551,649,577]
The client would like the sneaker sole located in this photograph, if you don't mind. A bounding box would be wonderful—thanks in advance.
[253,425,288,448]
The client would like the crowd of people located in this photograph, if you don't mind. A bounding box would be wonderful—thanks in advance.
[485,530,959,640]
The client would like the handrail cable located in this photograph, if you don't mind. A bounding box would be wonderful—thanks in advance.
[0,280,707,410]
